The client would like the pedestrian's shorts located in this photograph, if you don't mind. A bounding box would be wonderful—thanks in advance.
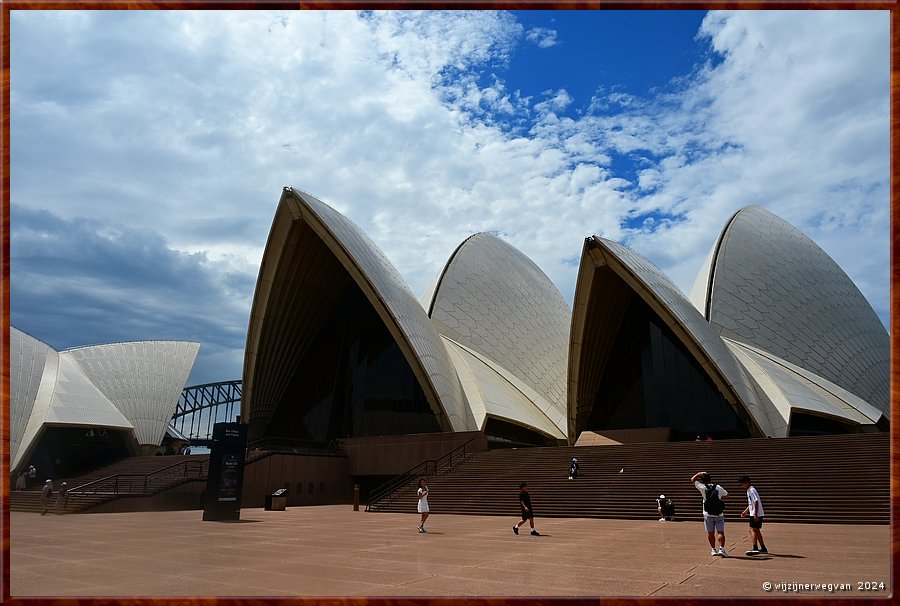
[748,516,764,529]
[703,515,725,533]
[521,509,533,520]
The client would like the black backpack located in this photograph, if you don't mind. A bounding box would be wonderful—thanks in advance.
[703,483,725,516]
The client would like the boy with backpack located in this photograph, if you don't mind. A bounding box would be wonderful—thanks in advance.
[690,471,729,557]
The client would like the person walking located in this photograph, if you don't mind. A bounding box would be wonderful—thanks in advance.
[55,482,69,515]
[40,479,53,515]
[739,475,768,555]
[691,471,729,557]
[416,478,429,533]
[27,465,37,488]
[513,482,540,536]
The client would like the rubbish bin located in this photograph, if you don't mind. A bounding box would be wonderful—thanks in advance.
[265,488,287,511]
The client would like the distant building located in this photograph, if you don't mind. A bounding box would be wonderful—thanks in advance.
[10,327,199,478]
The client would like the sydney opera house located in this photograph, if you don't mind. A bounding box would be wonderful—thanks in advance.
[10,328,200,478]
[242,188,888,450]
[8,185,888,508]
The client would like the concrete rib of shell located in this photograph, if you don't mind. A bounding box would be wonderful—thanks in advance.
[442,336,566,440]
[588,236,779,437]
[425,232,570,437]
[724,337,884,430]
[242,188,469,432]
[691,206,889,416]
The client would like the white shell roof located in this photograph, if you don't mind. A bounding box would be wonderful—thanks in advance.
[724,337,884,433]
[46,355,135,428]
[441,336,566,440]
[424,233,570,426]
[691,206,889,414]
[63,340,200,446]
[574,236,778,437]
[244,188,470,432]
[10,328,135,471]
[10,328,53,470]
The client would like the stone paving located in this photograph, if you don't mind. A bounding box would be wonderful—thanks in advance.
[9,506,892,598]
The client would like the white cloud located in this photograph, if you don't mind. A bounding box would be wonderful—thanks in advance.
[630,10,889,309]
[526,26,558,48]
[10,10,889,385]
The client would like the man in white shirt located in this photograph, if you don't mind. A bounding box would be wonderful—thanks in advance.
[691,471,729,557]
[739,475,768,555]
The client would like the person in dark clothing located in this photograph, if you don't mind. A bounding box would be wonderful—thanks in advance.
[512,482,539,536]
[657,494,676,521]
[568,457,579,480]
[55,482,69,515]
[40,480,53,515]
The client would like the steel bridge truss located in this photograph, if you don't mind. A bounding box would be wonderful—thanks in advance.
[172,380,242,446]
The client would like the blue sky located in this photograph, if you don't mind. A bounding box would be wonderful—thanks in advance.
[508,11,710,101]
[9,10,890,387]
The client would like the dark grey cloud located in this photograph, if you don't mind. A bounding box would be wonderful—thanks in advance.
[10,205,252,385]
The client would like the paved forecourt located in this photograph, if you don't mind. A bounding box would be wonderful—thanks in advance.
[9,506,892,598]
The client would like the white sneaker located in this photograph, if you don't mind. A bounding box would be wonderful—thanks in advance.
[418,526,425,533]
[718,548,729,558]
[659,518,666,522]
[711,548,718,556]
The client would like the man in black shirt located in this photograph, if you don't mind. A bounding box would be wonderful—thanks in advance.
[513,482,540,536]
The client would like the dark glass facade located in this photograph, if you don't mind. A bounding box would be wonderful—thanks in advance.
[789,412,856,436]
[484,417,557,448]
[265,281,442,442]
[29,426,133,477]
[587,293,751,440]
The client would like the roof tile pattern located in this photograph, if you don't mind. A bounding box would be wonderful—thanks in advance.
[725,337,883,431]
[442,336,566,439]
[47,355,134,428]
[426,233,570,429]
[9,329,153,470]
[288,189,470,432]
[700,206,889,414]
[11,328,53,468]
[64,341,200,446]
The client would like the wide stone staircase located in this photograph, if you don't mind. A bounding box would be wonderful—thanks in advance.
[10,455,209,514]
[368,433,889,524]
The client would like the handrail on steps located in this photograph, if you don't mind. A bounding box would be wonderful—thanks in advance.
[366,437,481,511]
[68,457,210,496]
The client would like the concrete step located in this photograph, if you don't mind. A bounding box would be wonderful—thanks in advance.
[369,433,888,524]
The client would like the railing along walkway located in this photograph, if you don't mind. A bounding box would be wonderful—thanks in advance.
[366,437,481,512]
[64,458,209,512]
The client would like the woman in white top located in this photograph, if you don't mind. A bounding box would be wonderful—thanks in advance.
[416,478,429,533]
